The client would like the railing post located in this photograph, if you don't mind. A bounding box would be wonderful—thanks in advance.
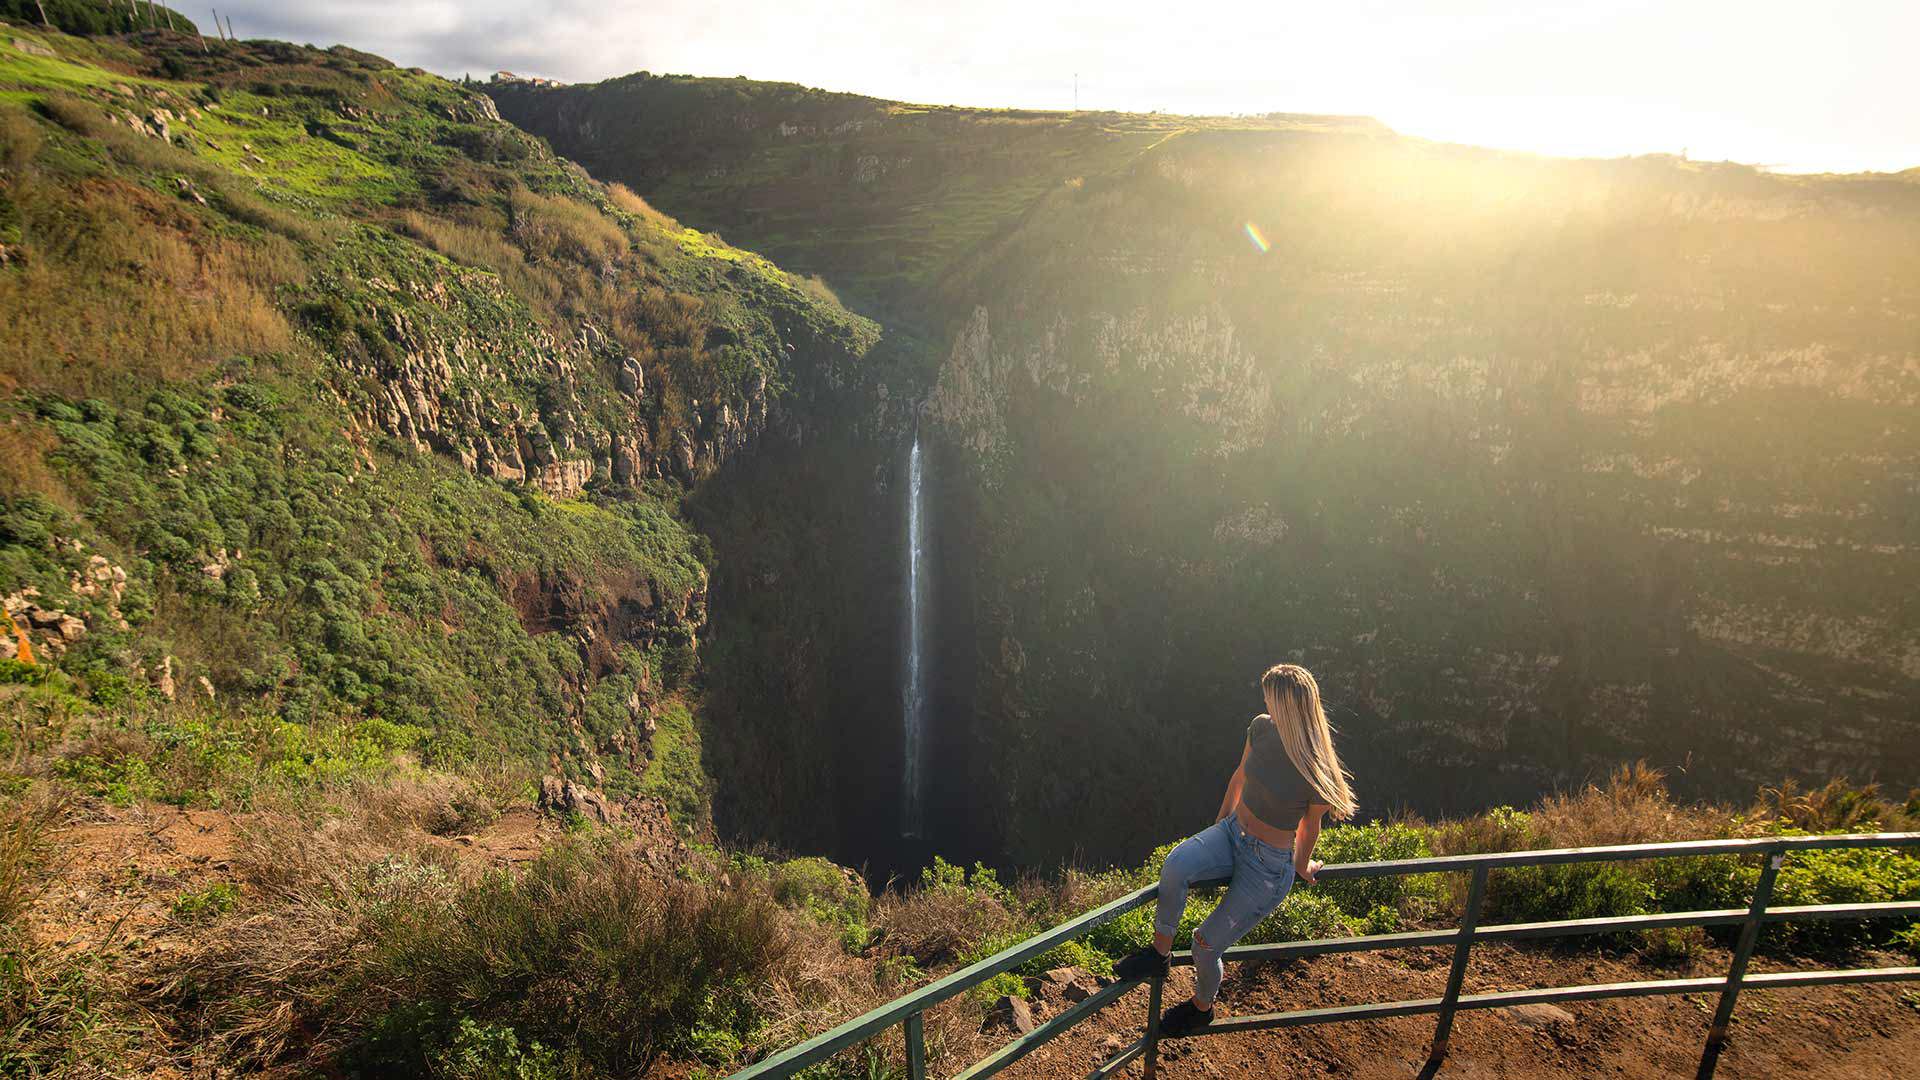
[1427,864,1489,1071]
[1141,975,1165,1078]
[905,1010,926,1080]
[1696,849,1784,1080]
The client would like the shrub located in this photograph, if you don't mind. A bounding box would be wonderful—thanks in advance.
[1766,844,1920,953]
[1247,890,1353,945]
[172,881,240,922]
[1897,923,1920,958]
[1754,778,1915,834]
[876,858,1021,967]
[1637,926,1708,968]
[1314,820,1445,919]
[171,832,823,1075]
[433,1019,564,1080]
[1432,805,1533,856]
[1484,861,1653,927]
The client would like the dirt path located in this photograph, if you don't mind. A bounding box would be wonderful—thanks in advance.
[999,944,1920,1080]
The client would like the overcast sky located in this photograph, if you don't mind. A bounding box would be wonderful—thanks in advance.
[211,1,1918,173]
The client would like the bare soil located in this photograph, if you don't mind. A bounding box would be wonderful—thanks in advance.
[1000,943,1920,1080]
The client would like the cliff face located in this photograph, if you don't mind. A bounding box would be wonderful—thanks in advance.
[0,29,879,806]
[502,77,1920,866]
[929,135,1920,862]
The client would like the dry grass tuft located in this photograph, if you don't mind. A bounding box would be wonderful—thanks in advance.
[605,181,678,229]
[0,177,298,397]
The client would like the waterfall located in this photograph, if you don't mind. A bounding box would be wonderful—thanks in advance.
[900,432,928,838]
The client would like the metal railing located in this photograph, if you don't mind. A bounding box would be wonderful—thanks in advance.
[728,833,1920,1080]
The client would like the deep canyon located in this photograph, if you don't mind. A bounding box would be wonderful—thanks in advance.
[494,75,1920,874]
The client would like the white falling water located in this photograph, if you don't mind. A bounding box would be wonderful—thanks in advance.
[900,433,928,838]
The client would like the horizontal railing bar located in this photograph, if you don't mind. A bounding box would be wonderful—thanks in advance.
[954,977,1142,1080]
[1741,966,1920,989]
[1476,909,1748,940]
[1204,995,1446,1034]
[1306,832,1920,881]
[1086,1037,1147,1080]
[1764,901,1920,922]
[1187,967,1920,1038]
[1177,902,1920,971]
[728,884,1165,1079]
[1170,927,1458,966]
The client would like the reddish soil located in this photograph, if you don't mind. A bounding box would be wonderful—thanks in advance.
[998,943,1920,1080]
[34,800,568,967]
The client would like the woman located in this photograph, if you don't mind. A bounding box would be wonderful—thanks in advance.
[1113,663,1358,1035]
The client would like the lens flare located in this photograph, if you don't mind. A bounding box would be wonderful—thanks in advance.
[1243,221,1270,254]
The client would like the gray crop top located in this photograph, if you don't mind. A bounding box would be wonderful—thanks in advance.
[1240,714,1325,831]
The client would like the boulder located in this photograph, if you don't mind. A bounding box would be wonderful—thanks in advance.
[539,776,620,826]
[986,995,1035,1035]
[1509,1003,1574,1029]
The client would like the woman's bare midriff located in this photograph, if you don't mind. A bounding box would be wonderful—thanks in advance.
[1231,799,1296,850]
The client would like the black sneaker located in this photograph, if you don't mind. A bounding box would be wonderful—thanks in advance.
[1113,945,1171,982]
[1160,999,1216,1036]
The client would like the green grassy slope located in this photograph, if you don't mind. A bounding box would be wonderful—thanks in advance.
[0,24,879,799]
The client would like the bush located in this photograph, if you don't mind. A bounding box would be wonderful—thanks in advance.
[1247,890,1353,944]
[1766,844,1920,953]
[1314,820,1446,919]
[1484,861,1654,927]
[1637,926,1708,968]
[877,858,1021,967]
[433,1019,564,1080]
[734,853,870,952]
[174,833,822,1075]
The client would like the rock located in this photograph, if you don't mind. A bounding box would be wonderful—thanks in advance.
[532,459,593,499]
[538,775,620,825]
[618,356,645,395]
[1063,982,1095,1003]
[1509,1003,1574,1029]
[156,656,176,701]
[986,995,1035,1035]
[54,615,85,642]
[1042,965,1084,986]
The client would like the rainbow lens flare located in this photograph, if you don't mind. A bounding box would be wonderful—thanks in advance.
[1243,221,1271,253]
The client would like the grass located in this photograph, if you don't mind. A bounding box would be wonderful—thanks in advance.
[637,696,713,833]
[185,88,411,203]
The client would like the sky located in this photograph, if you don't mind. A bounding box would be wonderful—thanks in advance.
[210,0,1919,174]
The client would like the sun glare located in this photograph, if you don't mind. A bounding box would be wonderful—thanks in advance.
[1243,222,1271,254]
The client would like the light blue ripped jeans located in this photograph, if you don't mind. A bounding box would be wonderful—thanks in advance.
[1154,812,1297,1006]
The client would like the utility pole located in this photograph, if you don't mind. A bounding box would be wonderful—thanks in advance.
[1074,73,1078,111]
[225,14,235,41]
[211,9,223,41]
[34,0,48,29]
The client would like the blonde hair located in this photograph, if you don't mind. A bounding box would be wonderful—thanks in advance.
[1261,664,1358,821]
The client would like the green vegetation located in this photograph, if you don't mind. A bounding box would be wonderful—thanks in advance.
[0,2,195,37]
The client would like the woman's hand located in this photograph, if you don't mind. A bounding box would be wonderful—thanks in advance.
[1299,859,1324,885]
